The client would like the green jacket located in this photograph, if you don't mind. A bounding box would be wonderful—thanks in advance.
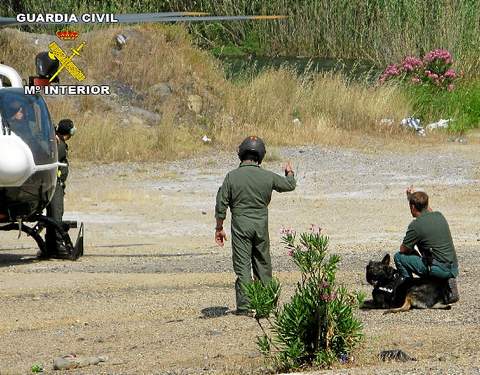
[402,210,458,266]
[57,138,69,183]
[215,161,296,221]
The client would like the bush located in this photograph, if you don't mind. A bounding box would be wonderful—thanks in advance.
[405,79,480,132]
[379,49,480,131]
[244,226,363,372]
[379,49,458,91]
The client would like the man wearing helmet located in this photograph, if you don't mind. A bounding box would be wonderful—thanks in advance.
[215,136,296,315]
[45,119,76,258]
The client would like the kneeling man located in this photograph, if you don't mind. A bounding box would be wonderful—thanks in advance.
[394,188,459,302]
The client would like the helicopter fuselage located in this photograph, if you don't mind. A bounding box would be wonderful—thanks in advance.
[0,87,58,222]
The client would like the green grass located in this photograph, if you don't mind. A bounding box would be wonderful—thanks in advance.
[406,80,480,132]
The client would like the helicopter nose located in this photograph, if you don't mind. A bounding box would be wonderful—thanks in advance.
[0,136,34,186]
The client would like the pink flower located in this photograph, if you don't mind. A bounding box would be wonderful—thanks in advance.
[424,49,452,64]
[321,292,337,302]
[280,226,295,236]
[447,84,455,92]
[411,76,421,84]
[444,69,456,79]
[379,64,402,83]
[287,249,294,257]
[309,224,322,234]
[401,56,423,72]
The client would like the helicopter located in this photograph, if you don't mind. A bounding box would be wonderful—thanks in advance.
[0,11,285,260]
[0,63,84,260]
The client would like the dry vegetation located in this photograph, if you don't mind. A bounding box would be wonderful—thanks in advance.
[1,25,425,162]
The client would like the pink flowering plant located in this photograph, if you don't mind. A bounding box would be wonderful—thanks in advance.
[379,49,459,91]
[243,226,364,371]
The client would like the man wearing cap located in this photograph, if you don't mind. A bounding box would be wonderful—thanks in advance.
[215,136,296,315]
[45,119,76,258]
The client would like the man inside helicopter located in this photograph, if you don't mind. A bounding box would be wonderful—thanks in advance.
[2,96,52,161]
[5,100,35,142]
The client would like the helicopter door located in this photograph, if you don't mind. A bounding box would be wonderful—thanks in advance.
[0,90,57,165]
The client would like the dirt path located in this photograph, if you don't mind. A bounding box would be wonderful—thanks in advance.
[1,143,479,374]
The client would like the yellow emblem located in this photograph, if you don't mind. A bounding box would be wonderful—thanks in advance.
[48,41,86,82]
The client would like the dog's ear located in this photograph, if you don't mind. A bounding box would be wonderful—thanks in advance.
[381,254,390,265]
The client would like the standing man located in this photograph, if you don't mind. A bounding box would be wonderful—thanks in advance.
[215,136,296,315]
[394,188,459,303]
[45,119,76,258]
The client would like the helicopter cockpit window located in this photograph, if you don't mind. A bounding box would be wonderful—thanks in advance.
[0,90,56,165]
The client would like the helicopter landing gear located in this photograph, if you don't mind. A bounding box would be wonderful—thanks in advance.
[0,220,47,254]
[40,215,84,260]
[0,215,84,260]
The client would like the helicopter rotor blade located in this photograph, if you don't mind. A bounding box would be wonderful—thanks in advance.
[114,14,287,23]
[0,13,286,27]
[116,11,209,22]
[0,17,17,26]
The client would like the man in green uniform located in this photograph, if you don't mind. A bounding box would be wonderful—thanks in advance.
[394,189,459,302]
[45,119,76,258]
[215,136,296,315]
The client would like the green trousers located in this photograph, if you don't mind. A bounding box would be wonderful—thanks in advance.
[45,181,66,255]
[394,252,458,279]
[231,216,272,311]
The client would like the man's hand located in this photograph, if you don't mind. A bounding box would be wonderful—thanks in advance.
[215,229,227,247]
[406,185,414,200]
[406,185,433,211]
[284,161,294,176]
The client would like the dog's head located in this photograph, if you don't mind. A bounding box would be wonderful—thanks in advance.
[366,254,397,287]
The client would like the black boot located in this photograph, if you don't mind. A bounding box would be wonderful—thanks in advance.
[444,278,459,304]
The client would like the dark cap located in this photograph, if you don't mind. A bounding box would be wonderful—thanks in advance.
[57,119,76,136]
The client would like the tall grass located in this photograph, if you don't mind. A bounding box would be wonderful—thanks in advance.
[2,0,480,74]
[1,25,424,162]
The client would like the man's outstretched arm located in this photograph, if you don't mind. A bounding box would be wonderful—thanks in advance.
[273,161,296,192]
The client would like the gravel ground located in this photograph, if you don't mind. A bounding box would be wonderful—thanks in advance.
[0,142,479,374]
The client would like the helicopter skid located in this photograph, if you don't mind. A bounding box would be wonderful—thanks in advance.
[0,215,84,260]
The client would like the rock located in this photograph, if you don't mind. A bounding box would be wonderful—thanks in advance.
[187,95,203,114]
[115,34,128,50]
[292,118,302,126]
[120,106,161,126]
[149,83,172,98]
[53,354,107,370]
[379,349,416,362]
[122,115,144,127]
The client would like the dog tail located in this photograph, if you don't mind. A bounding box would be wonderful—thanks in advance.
[383,294,413,314]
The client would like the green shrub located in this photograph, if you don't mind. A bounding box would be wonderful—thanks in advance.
[244,226,363,372]
[406,79,480,132]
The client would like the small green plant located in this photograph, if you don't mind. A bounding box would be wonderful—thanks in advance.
[31,363,43,373]
[244,226,364,372]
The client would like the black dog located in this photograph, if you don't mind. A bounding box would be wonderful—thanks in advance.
[364,254,455,314]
